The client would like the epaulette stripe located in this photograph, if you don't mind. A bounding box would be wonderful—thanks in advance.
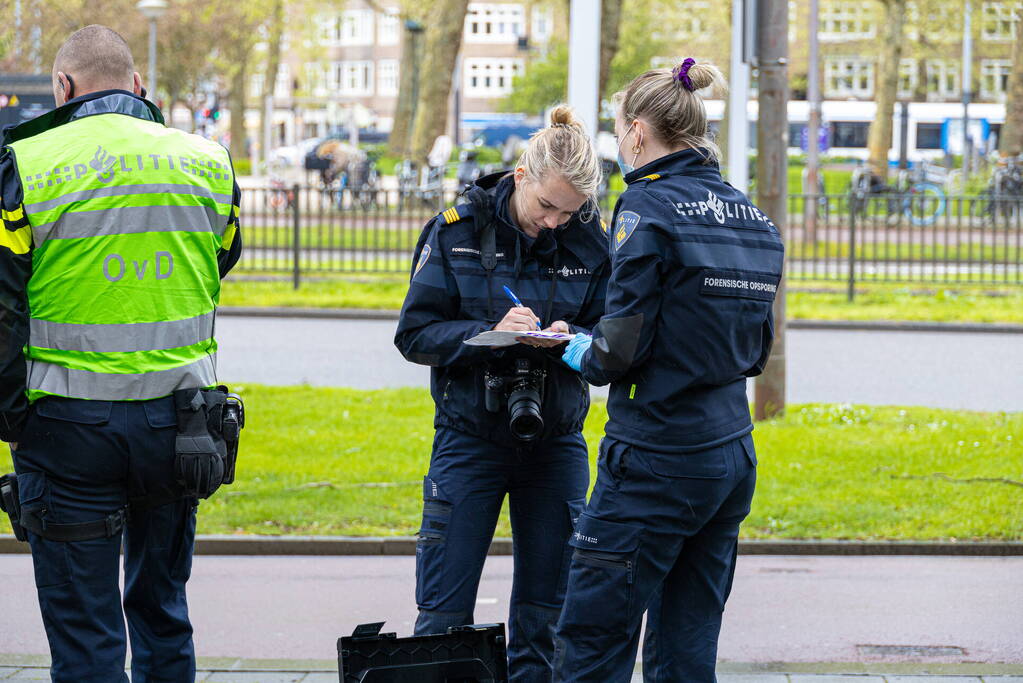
[640,173,661,182]
[442,207,460,224]
[1,206,24,222]
[600,219,607,233]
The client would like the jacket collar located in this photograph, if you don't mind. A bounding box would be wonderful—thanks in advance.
[3,90,163,145]
[624,147,719,185]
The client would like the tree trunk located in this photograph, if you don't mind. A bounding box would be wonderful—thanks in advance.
[1001,11,1023,157]
[229,61,248,164]
[599,0,624,101]
[261,0,285,167]
[410,0,470,162]
[866,0,907,180]
[389,18,424,157]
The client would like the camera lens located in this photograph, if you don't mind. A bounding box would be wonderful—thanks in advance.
[508,384,543,441]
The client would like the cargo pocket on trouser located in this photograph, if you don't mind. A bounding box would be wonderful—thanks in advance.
[18,471,71,588]
[415,476,452,609]
[556,497,587,598]
[563,514,643,636]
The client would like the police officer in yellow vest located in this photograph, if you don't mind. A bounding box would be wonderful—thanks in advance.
[0,26,242,682]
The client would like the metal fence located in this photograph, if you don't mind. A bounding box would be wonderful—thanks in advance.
[238,184,1022,291]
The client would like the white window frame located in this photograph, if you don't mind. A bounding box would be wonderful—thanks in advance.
[377,59,399,96]
[897,58,918,99]
[530,6,553,43]
[305,63,330,97]
[340,9,375,47]
[820,1,876,41]
[824,57,874,97]
[317,14,342,47]
[379,8,401,45]
[465,3,525,44]
[980,59,1012,100]
[981,1,1022,40]
[336,60,374,96]
[677,1,709,37]
[464,58,524,97]
[926,59,960,100]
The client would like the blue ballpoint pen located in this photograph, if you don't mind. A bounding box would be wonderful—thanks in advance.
[502,285,542,330]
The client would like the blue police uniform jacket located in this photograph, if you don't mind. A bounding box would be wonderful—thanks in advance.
[579,148,785,452]
[394,172,611,442]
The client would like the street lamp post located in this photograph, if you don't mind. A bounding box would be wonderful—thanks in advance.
[136,0,168,101]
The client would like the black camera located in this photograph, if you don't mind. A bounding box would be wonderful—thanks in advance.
[484,358,546,441]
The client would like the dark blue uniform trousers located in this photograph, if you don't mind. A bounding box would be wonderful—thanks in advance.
[12,397,196,683]
[414,426,589,682]
[553,434,757,683]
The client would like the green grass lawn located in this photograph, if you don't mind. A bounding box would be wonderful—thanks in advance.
[221,275,1023,324]
[2,387,1020,540]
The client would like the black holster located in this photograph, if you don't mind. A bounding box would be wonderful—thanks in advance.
[0,473,26,541]
[173,386,244,499]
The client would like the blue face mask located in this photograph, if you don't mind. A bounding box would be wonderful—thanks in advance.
[616,123,638,177]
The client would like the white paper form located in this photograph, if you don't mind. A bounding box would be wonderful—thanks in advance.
[463,330,576,347]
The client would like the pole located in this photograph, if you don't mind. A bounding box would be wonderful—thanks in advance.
[263,93,273,176]
[806,0,821,239]
[452,52,462,147]
[292,184,301,290]
[962,0,972,180]
[147,18,158,101]
[753,0,788,421]
[728,0,750,192]
[567,0,601,139]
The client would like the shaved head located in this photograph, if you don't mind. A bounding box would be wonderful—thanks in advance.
[52,25,139,103]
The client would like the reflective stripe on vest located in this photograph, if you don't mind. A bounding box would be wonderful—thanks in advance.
[9,113,232,401]
[30,311,215,354]
[27,355,217,402]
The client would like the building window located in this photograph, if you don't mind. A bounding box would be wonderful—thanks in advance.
[926,59,959,99]
[305,63,330,97]
[531,6,552,43]
[464,58,524,97]
[378,59,399,96]
[916,123,943,149]
[465,3,525,43]
[898,58,918,98]
[678,2,709,37]
[318,14,342,46]
[335,61,374,95]
[820,1,876,40]
[379,8,401,45]
[830,121,869,148]
[980,59,1012,100]
[341,9,374,46]
[824,57,874,97]
[981,2,1021,40]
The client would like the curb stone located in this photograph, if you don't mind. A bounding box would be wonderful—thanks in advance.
[3,535,1022,556]
[216,308,1023,334]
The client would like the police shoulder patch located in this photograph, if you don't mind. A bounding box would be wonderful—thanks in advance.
[414,243,432,275]
[614,211,641,250]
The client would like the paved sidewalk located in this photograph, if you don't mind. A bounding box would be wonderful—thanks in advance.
[2,659,1023,682]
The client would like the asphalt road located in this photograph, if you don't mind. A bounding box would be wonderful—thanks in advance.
[1,555,1020,664]
[213,316,1023,412]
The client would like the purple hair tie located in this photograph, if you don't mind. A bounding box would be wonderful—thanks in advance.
[673,58,697,91]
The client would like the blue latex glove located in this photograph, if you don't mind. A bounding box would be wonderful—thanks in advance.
[561,333,592,371]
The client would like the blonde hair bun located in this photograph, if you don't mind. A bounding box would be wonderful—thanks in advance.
[684,62,727,96]
[548,104,585,132]
[614,60,728,163]
[514,103,601,204]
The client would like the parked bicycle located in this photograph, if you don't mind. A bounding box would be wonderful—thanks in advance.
[981,155,1023,228]
[397,159,446,210]
[849,161,946,226]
